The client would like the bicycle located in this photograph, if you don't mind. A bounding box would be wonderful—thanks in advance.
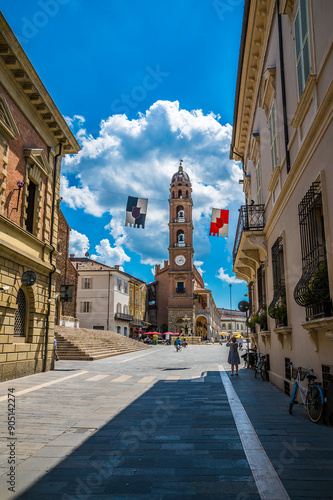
[241,348,256,369]
[288,363,324,423]
[254,353,268,381]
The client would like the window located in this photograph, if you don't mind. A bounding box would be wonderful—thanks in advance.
[117,326,121,334]
[14,288,26,337]
[117,279,122,291]
[123,305,128,314]
[124,282,128,294]
[294,0,311,99]
[256,160,262,205]
[177,230,185,246]
[294,181,331,320]
[136,292,139,305]
[257,263,267,330]
[269,100,278,170]
[268,237,287,327]
[82,301,91,313]
[93,326,104,330]
[176,282,185,293]
[116,303,122,313]
[130,290,133,303]
[222,324,226,330]
[178,190,182,199]
[228,323,231,330]
[124,327,128,336]
[25,180,37,233]
[83,278,91,289]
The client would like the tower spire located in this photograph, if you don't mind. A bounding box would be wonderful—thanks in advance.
[179,159,183,172]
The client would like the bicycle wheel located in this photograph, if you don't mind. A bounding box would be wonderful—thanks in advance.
[260,365,268,381]
[289,384,298,415]
[255,361,261,379]
[306,386,323,423]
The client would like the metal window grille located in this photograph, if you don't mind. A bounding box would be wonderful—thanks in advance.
[284,381,291,397]
[268,237,288,326]
[25,181,36,234]
[256,264,267,331]
[285,357,291,380]
[14,289,26,337]
[322,365,333,397]
[294,182,331,320]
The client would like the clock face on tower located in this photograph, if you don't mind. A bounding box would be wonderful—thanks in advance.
[175,255,186,266]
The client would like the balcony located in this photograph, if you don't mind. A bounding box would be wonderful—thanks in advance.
[114,312,134,321]
[233,204,265,264]
[130,319,147,327]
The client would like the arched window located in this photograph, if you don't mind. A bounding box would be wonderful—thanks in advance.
[177,205,184,219]
[117,303,122,313]
[123,305,128,314]
[186,190,189,198]
[117,326,121,334]
[172,191,174,198]
[124,327,128,336]
[177,230,185,246]
[14,289,26,337]
[178,190,182,199]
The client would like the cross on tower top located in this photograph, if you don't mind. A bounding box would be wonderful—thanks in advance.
[179,159,183,171]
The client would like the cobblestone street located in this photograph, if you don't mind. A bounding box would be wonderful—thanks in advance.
[0,345,332,499]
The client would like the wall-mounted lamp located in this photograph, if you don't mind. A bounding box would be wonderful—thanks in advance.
[252,132,260,138]
[14,180,25,211]
[0,286,10,291]
[239,179,244,184]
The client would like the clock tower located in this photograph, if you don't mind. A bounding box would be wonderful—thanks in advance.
[167,161,195,334]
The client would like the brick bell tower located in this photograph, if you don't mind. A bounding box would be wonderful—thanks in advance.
[167,161,195,334]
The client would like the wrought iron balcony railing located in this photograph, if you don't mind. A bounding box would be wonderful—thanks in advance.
[114,312,134,321]
[130,319,146,327]
[233,204,265,264]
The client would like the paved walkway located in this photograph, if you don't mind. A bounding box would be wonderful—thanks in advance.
[0,345,332,499]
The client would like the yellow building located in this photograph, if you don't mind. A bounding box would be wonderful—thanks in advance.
[129,279,147,333]
[0,13,79,381]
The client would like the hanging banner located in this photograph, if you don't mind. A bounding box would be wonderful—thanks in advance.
[209,208,229,237]
[125,196,148,228]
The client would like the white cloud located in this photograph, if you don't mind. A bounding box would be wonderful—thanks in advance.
[90,239,131,267]
[60,176,104,217]
[69,229,90,256]
[216,267,244,285]
[62,100,244,266]
[194,260,205,276]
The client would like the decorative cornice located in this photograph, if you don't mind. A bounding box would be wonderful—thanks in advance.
[0,13,80,154]
[301,316,333,351]
[273,325,292,349]
[0,96,19,140]
[24,148,51,177]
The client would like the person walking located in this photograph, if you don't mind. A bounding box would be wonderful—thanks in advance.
[53,337,59,361]
[226,336,240,376]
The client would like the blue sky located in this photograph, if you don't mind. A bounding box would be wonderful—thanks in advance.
[2,0,248,309]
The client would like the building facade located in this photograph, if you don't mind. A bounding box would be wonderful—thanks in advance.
[55,211,78,326]
[0,14,79,382]
[218,308,247,338]
[231,0,333,394]
[149,162,221,338]
[71,257,147,336]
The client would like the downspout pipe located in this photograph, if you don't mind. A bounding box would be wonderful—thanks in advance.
[277,0,291,173]
[43,144,62,372]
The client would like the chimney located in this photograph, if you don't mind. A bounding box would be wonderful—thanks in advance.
[115,265,120,270]
[70,254,75,258]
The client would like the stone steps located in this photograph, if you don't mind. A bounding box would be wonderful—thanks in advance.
[54,326,149,361]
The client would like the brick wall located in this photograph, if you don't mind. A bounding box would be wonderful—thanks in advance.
[55,211,77,319]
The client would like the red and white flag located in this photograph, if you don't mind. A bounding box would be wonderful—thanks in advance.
[209,208,229,238]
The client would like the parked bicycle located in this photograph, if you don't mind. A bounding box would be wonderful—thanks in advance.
[288,363,324,423]
[254,353,269,381]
